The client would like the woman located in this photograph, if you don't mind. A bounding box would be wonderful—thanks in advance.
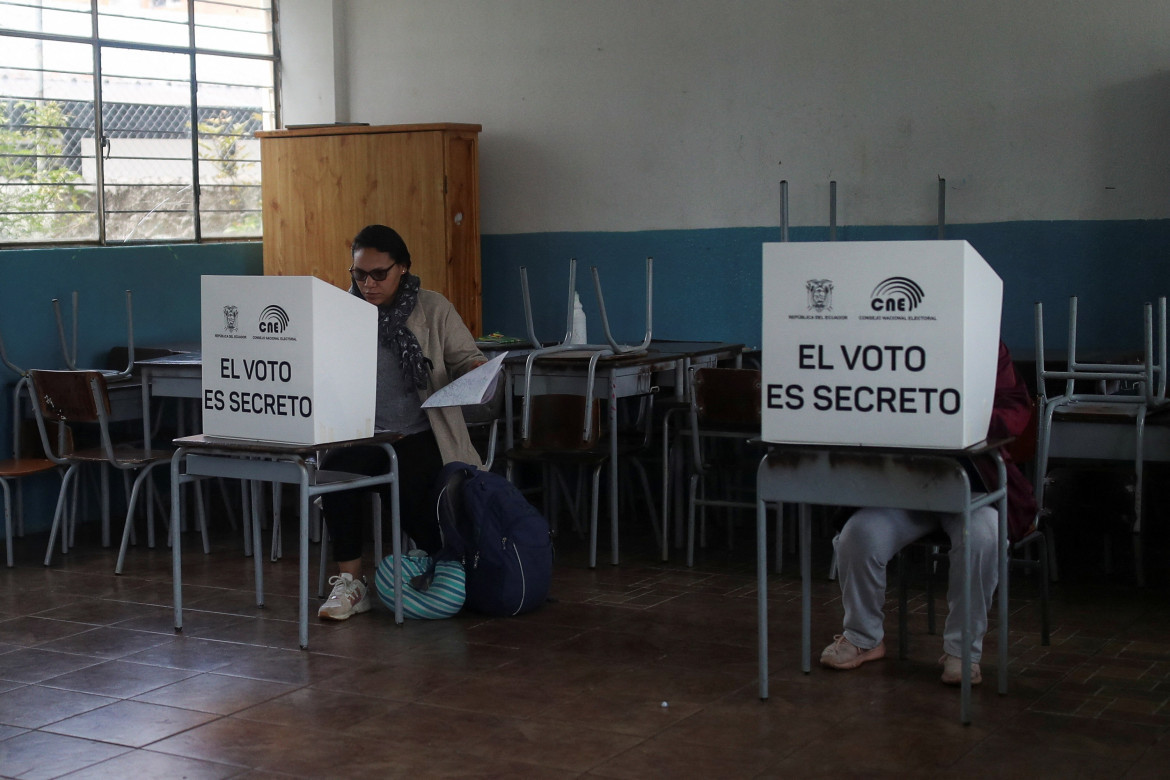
[318,224,485,620]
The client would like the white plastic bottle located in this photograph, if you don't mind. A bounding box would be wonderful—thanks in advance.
[570,291,588,344]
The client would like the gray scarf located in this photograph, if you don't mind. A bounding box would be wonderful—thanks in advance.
[350,272,430,391]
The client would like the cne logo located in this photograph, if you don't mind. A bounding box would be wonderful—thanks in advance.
[258,304,290,333]
[870,277,924,312]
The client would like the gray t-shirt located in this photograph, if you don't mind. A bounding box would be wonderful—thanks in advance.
[374,341,430,435]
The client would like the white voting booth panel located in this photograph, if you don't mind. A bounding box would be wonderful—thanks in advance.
[761,240,1002,449]
[201,275,377,444]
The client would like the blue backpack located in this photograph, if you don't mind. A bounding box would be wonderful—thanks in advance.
[433,461,553,616]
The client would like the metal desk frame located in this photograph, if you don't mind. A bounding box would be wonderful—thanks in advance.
[170,432,403,649]
[504,341,743,565]
[755,440,1009,724]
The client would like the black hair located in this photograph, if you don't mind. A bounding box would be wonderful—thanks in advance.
[351,224,412,269]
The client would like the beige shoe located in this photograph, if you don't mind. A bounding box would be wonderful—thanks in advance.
[939,653,982,686]
[318,573,371,620]
[820,635,886,670]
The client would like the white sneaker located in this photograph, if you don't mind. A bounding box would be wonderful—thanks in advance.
[318,573,371,620]
[939,653,982,686]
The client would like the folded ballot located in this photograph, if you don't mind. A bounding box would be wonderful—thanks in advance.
[421,352,508,408]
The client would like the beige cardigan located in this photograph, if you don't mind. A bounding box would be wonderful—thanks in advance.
[406,289,485,466]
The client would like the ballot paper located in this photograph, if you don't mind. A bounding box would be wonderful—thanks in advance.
[421,351,508,408]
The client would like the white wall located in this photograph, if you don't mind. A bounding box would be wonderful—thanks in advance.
[278,0,348,125]
[279,0,1170,233]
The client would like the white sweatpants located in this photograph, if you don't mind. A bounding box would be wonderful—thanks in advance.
[834,506,999,662]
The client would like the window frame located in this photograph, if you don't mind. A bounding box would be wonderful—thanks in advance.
[0,0,280,248]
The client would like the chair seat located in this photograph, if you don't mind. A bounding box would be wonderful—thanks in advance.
[506,445,609,467]
[68,444,174,466]
[1052,402,1145,422]
[0,457,58,477]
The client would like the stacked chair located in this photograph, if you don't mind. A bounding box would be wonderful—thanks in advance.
[504,258,660,567]
[1033,296,1168,585]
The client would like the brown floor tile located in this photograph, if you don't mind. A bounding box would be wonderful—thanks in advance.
[149,716,407,775]
[182,587,305,621]
[43,699,219,747]
[539,689,703,737]
[590,738,778,779]
[114,605,255,637]
[0,616,96,647]
[947,732,1131,778]
[120,635,275,672]
[0,730,130,779]
[233,686,402,730]
[39,658,199,698]
[34,625,177,660]
[391,752,581,778]
[0,647,102,684]
[458,717,644,773]
[132,671,297,715]
[209,645,369,686]
[311,660,472,701]
[29,598,155,626]
[774,714,985,773]
[654,693,838,758]
[1127,746,1170,780]
[0,684,116,729]
[347,701,521,750]
[44,748,246,779]
[0,722,28,741]
[1001,709,1163,761]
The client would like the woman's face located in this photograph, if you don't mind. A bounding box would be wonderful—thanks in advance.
[351,247,405,307]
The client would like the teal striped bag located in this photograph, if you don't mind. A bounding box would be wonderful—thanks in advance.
[374,552,466,619]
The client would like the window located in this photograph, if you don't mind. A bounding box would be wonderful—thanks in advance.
[0,0,277,245]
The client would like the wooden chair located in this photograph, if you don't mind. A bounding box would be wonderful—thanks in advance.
[0,379,62,567]
[27,369,204,572]
[505,393,658,568]
[684,367,775,567]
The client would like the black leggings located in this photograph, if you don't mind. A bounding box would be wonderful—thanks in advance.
[320,428,444,561]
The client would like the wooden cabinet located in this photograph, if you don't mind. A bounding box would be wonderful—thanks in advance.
[256,123,482,335]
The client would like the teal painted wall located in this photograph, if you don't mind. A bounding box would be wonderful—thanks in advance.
[0,242,262,534]
[482,220,1170,359]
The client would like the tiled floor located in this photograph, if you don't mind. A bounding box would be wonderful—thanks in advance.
[2,509,1170,779]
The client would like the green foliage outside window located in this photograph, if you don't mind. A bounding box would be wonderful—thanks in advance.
[0,100,88,242]
[196,109,262,236]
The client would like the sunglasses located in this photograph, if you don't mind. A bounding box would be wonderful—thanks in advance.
[349,263,397,283]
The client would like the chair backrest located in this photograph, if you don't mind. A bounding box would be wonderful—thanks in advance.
[524,394,602,451]
[15,414,72,460]
[28,370,110,425]
[692,367,761,427]
[1034,296,1166,407]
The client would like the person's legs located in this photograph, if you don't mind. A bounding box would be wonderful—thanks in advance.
[836,507,938,650]
[318,444,394,620]
[822,507,938,669]
[320,444,389,567]
[320,431,445,563]
[938,505,999,673]
[388,429,444,555]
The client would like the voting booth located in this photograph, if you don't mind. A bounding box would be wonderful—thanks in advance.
[761,240,1002,449]
[201,275,377,444]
